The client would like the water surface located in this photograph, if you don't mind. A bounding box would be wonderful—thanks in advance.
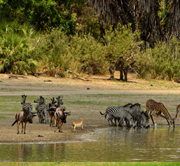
[0,126,180,162]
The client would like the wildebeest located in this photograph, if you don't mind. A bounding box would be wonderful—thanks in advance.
[46,97,59,127]
[54,107,71,132]
[21,94,33,118]
[12,110,36,134]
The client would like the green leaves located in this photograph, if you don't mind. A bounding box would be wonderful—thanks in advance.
[0,21,38,74]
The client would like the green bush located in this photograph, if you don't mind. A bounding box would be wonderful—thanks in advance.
[0,20,38,74]
[136,37,180,80]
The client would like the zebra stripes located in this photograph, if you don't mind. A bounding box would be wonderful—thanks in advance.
[100,103,132,118]
[34,96,47,123]
[100,103,150,128]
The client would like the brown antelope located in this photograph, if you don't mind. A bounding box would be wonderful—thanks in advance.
[146,99,179,127]
[54,107,71,132]
[72,117,84,131]
[12,110,36,134]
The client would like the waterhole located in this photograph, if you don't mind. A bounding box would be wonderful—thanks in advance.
[0,126,180,162]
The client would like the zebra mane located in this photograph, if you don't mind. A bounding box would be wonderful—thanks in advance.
[123,103,132,107]
[130,103,141,108]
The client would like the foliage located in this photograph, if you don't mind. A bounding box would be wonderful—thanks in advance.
[103,25,141,69]
[0,20,38,74]
[136,37,180,80]
[30,28,70,74]
[68,33,107,75]
[0,0,76,34]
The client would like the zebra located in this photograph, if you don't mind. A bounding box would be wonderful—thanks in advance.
[100,103,133,125]
[21,94,33,119]
[124,103,150,128]
[34,96,47,124]
[55,96,63,108]
[108,109,135,128]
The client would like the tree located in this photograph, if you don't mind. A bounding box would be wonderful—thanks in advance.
[87,0,165,47]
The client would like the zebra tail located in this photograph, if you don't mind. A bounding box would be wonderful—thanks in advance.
[12,119,17,126]
[99,111,105,115]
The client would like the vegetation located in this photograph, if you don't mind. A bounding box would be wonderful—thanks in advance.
[0,0,180,81]
[2,162,180,166]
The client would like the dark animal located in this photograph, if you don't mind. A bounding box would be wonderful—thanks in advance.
[108,109,135,128]
[141,111,150,128]
[55,96,63,108]
[124,103,150,128]
[54,107,71,132]
[21,94,33,118]
[47,97,57,127]
[100,103,132,125]
[34,96,47,124]
[146,99,179,127]
[12,110,36,134]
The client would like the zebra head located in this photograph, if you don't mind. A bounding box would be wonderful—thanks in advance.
[21,94,27,105]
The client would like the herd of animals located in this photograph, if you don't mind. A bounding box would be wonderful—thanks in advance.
[11,94,180,134]
[100,99,180,128]
[12,94,83,134]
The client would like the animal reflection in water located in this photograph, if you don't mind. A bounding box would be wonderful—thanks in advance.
[72,117,84,131]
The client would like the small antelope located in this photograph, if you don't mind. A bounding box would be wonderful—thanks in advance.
[72,117,84,131]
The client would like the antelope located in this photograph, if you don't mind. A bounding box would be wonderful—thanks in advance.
[146,99,179,127]
[72,117,84,131]
[12,110,36,134]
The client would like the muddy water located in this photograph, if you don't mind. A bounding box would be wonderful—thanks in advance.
[0,127,180,162]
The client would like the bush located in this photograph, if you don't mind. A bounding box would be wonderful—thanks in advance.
[136,37,180,80]
[0,20,37,74]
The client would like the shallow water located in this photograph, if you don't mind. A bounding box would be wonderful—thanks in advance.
[1,126,180,162]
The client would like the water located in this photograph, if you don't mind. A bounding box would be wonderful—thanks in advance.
[1,126,180,162]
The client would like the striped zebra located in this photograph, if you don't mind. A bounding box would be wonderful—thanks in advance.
[34,96,47,124]
[100,103,132,125]
[108,109,135,127]
[55,96,63,108]
[21,94,33,118]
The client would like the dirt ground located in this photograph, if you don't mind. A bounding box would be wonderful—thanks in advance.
[1,72,180,144]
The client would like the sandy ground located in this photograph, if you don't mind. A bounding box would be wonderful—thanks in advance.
[0,72,180,144]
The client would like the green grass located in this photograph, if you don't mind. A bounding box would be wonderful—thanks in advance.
[1,162,180,166]
[1,93,180,118]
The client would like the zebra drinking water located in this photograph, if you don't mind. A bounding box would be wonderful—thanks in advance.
[100,103,133,125]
